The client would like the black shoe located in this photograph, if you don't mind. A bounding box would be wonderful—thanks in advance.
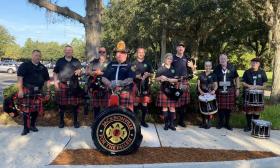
[164,122,169,130]
[30,126,38,132]
[74,122,80,128]
[21,128,29,136]
[141,121,149,128]
[178,121,186,128]
[225,125,233,131]
[216,124,223,129]
[58,122,64,128]
[243,126,251,132]
[169,122,176,131]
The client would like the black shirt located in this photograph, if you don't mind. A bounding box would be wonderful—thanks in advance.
[172,54,189,77]
[132,59,153,85]
[198,72,217,92]
[17,61,50,88]
[53,57,82,82]
[242,69,267,86]
[156,66,176,78]
[103,61,136,81]
[213,63,239,90]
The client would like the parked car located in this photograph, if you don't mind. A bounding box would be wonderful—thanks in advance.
[0,62,18,73]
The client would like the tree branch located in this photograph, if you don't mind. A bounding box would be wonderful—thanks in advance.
[28,0,86,24]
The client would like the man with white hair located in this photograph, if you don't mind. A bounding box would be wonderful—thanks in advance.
[213,54,240,130]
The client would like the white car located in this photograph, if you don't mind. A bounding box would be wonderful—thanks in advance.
[0,62,18,73]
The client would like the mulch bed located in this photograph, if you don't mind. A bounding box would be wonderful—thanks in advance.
[51,147,277,165]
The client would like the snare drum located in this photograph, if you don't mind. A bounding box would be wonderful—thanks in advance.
[244,89,264,107]
[198,93,218,115]
[251,119,271,139]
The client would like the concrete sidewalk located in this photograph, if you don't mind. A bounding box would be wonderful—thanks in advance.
[0,124,280,168]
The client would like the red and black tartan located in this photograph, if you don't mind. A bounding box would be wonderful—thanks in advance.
[216,88,236,110]
[156,91,179,108]
[243,104,264,114]
[17,87,44,114]
[177,79,190,107]
[89,89,109,107]
[132,83,151,104]
[108,90,134,111]
[55,82,82,106]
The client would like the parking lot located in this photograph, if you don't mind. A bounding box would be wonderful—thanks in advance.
[0,70,53,103]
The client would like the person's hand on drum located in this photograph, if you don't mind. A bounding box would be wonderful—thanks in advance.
[200,91,205,96]
[210,90,216,95]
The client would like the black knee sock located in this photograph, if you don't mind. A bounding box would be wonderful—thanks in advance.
[225,110,231,126]
[141,106,148,122]
[246,114,252,128]
[72,106,79,123]
[30,112,38,127]
[252,114,260,120]
[23,112,29,129]
[170,112,176,121]
[93,107,100,120]
[218,110,225,126]
[59,106,65,124]
[178,107,185,123]
[163,111,168,123]
[201,114,206,125]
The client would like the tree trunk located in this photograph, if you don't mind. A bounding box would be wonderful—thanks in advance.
[85,0,102,61]
[160,25,167,64]
[270,22,280,103]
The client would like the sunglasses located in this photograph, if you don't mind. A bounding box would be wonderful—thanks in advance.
[99,51,106,54]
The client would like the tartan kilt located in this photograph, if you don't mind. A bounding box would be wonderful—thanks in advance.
[132,82,151,104]
[118,91,134,108]
[156,91,179,108]
[89,89,109,107]
[216,88,236,110]
[177,79,190,107]
[55,82,82,106]
[243,104,264,114]
[17,87,44,114]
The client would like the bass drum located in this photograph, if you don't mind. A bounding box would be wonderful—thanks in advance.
[91,107,143,155]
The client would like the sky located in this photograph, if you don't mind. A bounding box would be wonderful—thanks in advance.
[0,0,109,46]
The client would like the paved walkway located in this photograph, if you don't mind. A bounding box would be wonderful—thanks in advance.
[0,124,279,168]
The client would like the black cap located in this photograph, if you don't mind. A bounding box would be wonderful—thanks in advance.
[177,42,185,47]
[251,58,261,63]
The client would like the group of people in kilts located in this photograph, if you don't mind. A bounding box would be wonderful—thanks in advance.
[15,41,267,136]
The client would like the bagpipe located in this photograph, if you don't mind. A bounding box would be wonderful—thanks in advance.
[134,74,150,97]
[161,81,183,101]
[3,93,19,118]
[87,75,107,98]
[2,86,53,117]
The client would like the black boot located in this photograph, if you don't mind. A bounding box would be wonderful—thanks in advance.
[224,110,233,131]
[199,114,206,128]
[93,107,100,121]
[141,106,149,128]
[73,106,80,128]
[216,110,224,129]
[163,111,169,130]
[178,107,186,127]
[21,113,30,136]
[244,114,252,132]
[58,107,65,128]
[169,112,176,131]
[205,115,211,129]
[30,112,38,132]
